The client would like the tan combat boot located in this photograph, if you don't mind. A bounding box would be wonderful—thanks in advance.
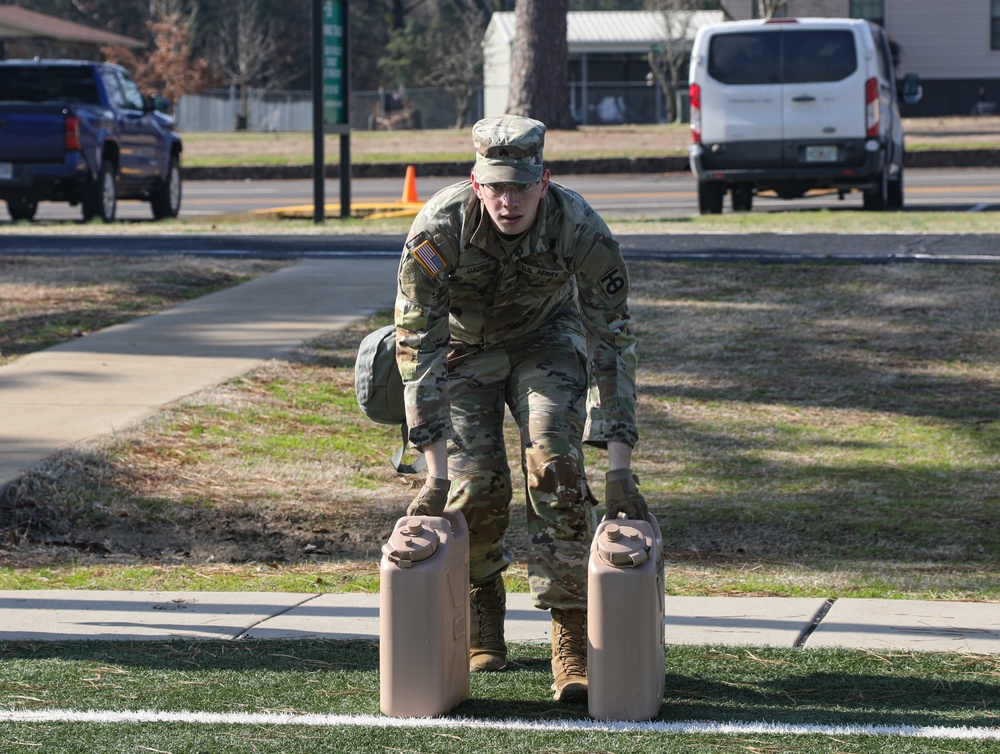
[550,608,588,702]
[469,574,507,672]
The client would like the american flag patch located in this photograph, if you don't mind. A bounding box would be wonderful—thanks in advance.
[412,239,446,277]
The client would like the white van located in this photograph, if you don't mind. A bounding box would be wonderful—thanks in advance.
[687,17,921,214]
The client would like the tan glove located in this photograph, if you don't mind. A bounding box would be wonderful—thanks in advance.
[405,477,450,516]
[604,469,649,522]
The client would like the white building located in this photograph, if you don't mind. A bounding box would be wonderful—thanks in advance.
[482,10,724,124]
[720,1,1000,115]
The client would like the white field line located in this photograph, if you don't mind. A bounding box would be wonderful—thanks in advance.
[0,709,997,739]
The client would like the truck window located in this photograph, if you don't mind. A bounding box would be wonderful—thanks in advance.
[708,32,780,85]
[115,71,146,111]
[782,30,857,84]
[0,65,100,104]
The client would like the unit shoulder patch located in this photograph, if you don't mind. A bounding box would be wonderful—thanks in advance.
[578,233,628,305]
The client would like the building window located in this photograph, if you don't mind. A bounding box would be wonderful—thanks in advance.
[993,0,1000,50]
[850,0,884,27]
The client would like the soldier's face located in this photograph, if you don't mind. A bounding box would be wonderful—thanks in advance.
[472,170,550,236]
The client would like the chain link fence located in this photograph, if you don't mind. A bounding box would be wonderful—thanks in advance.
[175,84,681,132]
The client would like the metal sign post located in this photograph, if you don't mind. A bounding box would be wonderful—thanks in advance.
[312,0,350,223]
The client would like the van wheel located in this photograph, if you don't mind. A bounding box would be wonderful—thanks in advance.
[863,168,888,211]
[82,160,117,223]
[731,185,753,212]
[887,164,904,210]
[698,182,724,214]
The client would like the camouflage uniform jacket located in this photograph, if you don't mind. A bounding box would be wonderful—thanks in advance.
[395,179,638,450]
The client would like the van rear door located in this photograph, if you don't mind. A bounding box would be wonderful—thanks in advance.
[781,26,867,168]
[702,28,783,169]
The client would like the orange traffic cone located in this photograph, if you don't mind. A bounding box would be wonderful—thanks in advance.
[401,165,419,203]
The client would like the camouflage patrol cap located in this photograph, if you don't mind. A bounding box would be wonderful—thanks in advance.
[472,114,546,183]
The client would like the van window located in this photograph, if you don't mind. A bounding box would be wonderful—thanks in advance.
[708,29,857,86]
[708,32,780,85]
[783,30,857,83]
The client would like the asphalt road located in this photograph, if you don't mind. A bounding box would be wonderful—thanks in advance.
[3,232,999,263]
[10,167,1000,224]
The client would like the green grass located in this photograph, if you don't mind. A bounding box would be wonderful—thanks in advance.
[0,641,996,753]
[2,261,998,599]
[177,126,1000,169]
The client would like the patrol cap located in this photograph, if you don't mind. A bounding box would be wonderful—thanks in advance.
[472,114,546,184]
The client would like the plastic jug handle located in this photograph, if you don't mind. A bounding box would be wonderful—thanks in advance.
[628,550,650,567]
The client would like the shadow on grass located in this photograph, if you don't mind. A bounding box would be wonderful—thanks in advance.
[1,641,996,729]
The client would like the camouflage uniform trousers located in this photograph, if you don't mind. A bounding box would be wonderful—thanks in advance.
[443,323,596,611]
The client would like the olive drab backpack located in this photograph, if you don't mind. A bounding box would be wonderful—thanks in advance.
[354,324,426,475]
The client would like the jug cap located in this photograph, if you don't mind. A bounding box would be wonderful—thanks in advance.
[597,523,650,567]
[383,517,440,568]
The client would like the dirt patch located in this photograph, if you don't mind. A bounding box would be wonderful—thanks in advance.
[0,325,533,569]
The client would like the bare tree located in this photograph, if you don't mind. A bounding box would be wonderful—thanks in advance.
[506,0,575,129]
[213,0,276,130]
[756,0,840,20]
[645,0,704,123]
[102,9,212,105]
[426,7,487,128]
[754,0,789,17]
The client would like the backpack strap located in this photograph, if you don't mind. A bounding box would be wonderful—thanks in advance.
[391,423,427,476]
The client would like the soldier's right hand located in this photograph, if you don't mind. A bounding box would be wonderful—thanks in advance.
[604,468,650,522]
[405,477,450,516]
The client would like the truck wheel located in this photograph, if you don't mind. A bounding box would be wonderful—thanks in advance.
[698,182,724,214]
[82,160,117,223]
[863,167,888,211]
[7,198,38,221]
[151,155,181,220]
[731,185,753,212]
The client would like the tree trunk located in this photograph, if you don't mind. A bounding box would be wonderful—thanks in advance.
[506,0,575,129]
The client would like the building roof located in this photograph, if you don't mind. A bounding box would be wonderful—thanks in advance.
[485,10,724,53]
[0,5,143,48]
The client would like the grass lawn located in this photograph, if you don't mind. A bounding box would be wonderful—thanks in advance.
[1,260,997,601]
[2,248,999,754]
[1,640,997,753]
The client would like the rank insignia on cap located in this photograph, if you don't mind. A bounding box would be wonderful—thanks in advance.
[412,239,446,277]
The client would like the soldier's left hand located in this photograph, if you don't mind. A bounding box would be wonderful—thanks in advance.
[604,468,649,521]
[405,477,450,517]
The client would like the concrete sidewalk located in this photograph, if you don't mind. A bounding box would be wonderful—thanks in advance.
[0,256,399,488]
[0,590,997,652]
[1,257,997,654]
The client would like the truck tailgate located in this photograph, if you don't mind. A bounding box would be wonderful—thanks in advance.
[0,107,67,162]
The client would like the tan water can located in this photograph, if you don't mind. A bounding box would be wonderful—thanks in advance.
[587,514,665,721]
[379,509,470,717]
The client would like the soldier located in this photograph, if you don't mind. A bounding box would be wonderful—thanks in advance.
[396,114,647,702]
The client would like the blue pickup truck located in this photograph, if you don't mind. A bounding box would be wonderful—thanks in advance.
[0,59,182,223]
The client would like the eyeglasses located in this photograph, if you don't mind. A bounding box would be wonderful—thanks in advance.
[480,180,541,200]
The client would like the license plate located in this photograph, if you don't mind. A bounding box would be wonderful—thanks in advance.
[805,146,837,163]
[0,162,12,180]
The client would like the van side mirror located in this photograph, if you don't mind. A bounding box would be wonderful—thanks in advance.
[901,73,922,105]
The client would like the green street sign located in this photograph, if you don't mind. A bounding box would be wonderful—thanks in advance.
[322,0,346,127]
